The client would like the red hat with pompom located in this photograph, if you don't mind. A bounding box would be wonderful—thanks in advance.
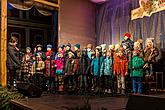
[124,33,131,38]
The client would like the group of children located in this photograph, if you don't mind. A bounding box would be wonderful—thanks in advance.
[20,33,159,95]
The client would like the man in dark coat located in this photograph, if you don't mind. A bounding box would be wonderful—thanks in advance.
[7,36,21,90]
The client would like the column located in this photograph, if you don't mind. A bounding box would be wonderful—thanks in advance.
[1,0,7,88]
[58,0,61,45]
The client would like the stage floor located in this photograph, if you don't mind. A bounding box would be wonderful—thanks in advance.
[11,93,128,110]
[11,91,165,110]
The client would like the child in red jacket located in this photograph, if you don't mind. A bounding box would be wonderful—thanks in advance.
[114,47,128,95]
[45,44,55,92]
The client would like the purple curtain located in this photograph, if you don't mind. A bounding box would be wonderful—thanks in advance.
[96,0,165,48]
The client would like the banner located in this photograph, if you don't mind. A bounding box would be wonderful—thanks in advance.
[131,0,165,20]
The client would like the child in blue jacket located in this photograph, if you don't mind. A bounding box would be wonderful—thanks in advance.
[91,47,103,92]
[100,50,114,94]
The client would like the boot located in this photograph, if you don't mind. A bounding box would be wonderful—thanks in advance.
[94,87,99,93]
[107,89,112,94]
[121,89,125,95]
[91,86,94,91]
[104,89,108,93]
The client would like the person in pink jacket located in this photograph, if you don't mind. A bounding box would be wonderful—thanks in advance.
[55,50,65,92]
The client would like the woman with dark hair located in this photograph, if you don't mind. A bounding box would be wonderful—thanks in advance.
[7,36,21,90]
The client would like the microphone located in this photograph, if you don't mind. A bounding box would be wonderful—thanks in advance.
[19,51,25,55]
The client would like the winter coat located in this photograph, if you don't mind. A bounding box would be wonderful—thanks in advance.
[55,57,65,75]
[46,51,54,60]
[73,49,81,59]
[80,56,90,75]
[45,59,55,77]
[114,55,128,76]
[113,51,118,61]
[21,53,33,73]
[121,39,134,51]
[73,58,81,75]
[100,57,113,76]
[144,47,159,63]
[65,58,74,75]
[64,50,72,60]
[7,43,21,70]
[31,60,45,75]
[91,57,104,76]
[124,49,133,61]
[129,56,144,77]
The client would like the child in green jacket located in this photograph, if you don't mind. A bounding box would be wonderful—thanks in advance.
[129,50,144,94]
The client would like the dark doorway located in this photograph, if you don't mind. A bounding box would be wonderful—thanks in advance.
[7,4,58,52]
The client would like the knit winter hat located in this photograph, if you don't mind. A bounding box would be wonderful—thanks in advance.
[66,43,71,48]
[74,43,80,49]
[26,47,31,51]
[36,44,42,48]
[47,44,52,49]
[58,44,64,49]
[124,33,131,38]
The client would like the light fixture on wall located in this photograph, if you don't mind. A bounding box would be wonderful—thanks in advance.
[90,0,108,4]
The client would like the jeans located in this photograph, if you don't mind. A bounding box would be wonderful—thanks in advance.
[80,74,87,89]
[66,75,74,88]
[93,75,100,89]
[117,75,125,90]
[104,75,113,90]
[146,63,155,75]
[131,77,142,94]
[45,77,55,89]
